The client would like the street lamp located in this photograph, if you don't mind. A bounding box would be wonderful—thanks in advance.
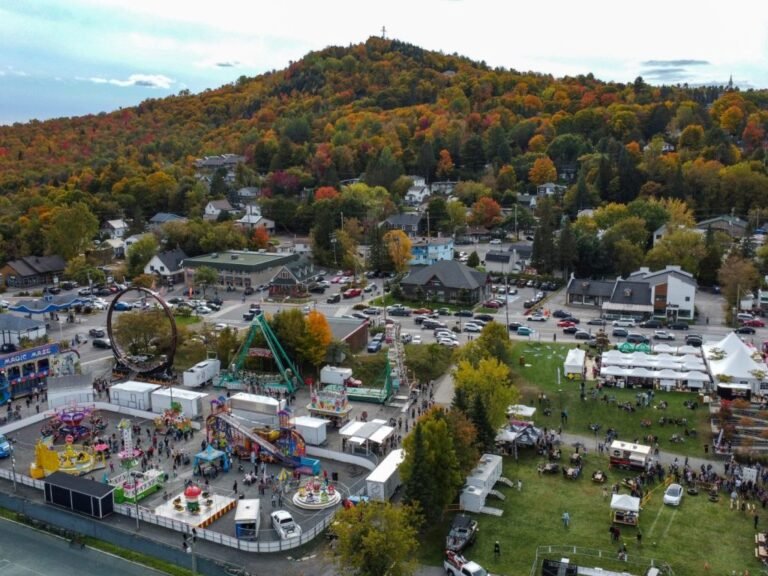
[10,444,16,492]
[182,529,198,575]
[130,471,140,530]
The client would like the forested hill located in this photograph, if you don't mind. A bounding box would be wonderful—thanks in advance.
[0,36,767,259]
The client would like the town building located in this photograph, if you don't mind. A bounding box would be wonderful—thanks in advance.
[100,219,128,240]
[235,204,275,234]
[410,238,454,266]
[149,212,188,231]
[269,255,319,297]
[0,255,67,289]
[382,213,425,237]
[204,199,235,221]
[400,260,489,305]
[484,250,513,274]
[326,317,369,353]
[144,249,188,287]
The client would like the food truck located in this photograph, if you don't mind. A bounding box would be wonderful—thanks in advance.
[608,440,651,471]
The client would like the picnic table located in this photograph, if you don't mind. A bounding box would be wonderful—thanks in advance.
[537,462,560,475]
[564,466,581,480]
[592,470,607,483]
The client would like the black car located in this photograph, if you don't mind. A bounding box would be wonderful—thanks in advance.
[508,322,523,331]
[92,338,111,349]
[552,309,569,318]
[46,286,62,295]
[474,314,495,323]
[389,308,412,317]
[206,302,222,311]
[574,330,592,340]
[308,285,326,294]
[0,343,18,353]
[562,325,578,334]
[736,326,756,334]
[668,322,689,330]
[326,294,341,304]
[88,328,106,338]
[626,333,650,344]
[454,310,474,318]
[561,316,580,324]
[612,327,629,337]
[640,319,664,329]
[209,297,223,306]
[685,335,703,347]
[244,286,255,295]
[242,311,255,321]
[96,288,113,296]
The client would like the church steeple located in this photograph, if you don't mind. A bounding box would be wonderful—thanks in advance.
[727,74,734,91]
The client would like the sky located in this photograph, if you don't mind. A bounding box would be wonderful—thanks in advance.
[2,0,768,125]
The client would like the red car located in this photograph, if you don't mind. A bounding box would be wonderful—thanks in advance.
[342,288,362,299]
[745,318,765,328]
[412,308,433,315]
[557,320,576,328]
[482,300,502,309]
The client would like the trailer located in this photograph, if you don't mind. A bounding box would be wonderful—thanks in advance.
[320,366,361,387]
[291,416,329,446]
[235,498,260,541]
[229,392,286,414]
[366,449,404,501]
[110,381,161,411]
[183,359,221,388]
[608,440,651,471]
[150,388,207,419]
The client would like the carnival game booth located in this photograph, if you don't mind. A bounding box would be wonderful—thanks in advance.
[193,445,230,479]
[610,493,640,526]
[44,470,115,518]
[339,419,395,455]
[291,415,329,446]
[564,348,586,378]
[608,440,651,471]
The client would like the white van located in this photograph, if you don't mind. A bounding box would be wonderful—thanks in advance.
[612,317,636,327]
[235,499,260,541]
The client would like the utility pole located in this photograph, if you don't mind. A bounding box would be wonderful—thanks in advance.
[426,210,430,238]
[514,205,518,240]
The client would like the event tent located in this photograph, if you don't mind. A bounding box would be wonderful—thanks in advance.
[704,332,767,394]
[564,348,586,376]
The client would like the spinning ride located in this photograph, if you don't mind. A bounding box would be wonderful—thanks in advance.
[292,475,341,510]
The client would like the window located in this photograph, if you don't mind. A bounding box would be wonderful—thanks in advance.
[685,296,690,302]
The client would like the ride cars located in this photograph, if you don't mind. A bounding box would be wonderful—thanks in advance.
[113,301,133,311]
[351,312,368,320]
[685,334,703,347]
[363,308,380,315]
[437,307,451,316]
[412,308,433,315]
[626,333,650,344]
[508,322,523,331]
[271,510,302,540]
[653,331,675,340]
[663,483,684,506]
[474,314,495,323]
[389,307,413,317]
[557,320,576,328]
[562,325,578,334]
[489,238,502,245]
[438,338,460,348]
[552,309,569,318]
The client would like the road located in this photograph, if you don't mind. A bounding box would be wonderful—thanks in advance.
[0,517,168,576]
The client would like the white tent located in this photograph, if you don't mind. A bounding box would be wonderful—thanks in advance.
[610,494,640,513]
[678,345,702,356]
[564,348,586,376]
[601,365,629,377]
[704,333,768,393]
[653,344,677,354]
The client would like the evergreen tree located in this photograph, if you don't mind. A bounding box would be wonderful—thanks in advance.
[470,394,496,453]
[698,227,722,287]
[452,386,470,414]
[557,218,578,280]
[365,147,403,191]
[467,251,480,268]
[403,423,434,513]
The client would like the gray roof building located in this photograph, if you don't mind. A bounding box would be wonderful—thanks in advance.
[400,260,489,304]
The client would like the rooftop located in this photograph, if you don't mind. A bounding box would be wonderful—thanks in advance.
[183,251,295,272]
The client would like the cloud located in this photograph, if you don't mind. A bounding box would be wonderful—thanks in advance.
[641,59,710,67]
[642,67,687,77]
[86,73,174,89]
[215,61,240,68]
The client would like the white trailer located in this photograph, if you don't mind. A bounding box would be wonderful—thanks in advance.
[320,366,361,387]
[110,381,161,411]
[366,449,404,501]
[291,416,329,446]
[183,359,221,388]
[150,388,207,419]
[229,392,285,415]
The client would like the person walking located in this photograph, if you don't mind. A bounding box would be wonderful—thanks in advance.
[494,541,500,558]
[562,511,570,528]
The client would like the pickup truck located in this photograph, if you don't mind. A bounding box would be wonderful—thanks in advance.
[444,551,493,576]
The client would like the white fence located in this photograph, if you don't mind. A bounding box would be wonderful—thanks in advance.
[0,468,45,490]
[115,503,336,552]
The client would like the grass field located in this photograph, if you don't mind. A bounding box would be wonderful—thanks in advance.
[419,341,762,575]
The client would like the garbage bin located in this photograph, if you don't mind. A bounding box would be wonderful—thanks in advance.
[332,472,338,481]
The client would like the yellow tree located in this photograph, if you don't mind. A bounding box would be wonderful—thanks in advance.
[469,196,502,228]
[453,358,518,429]
[384,229,413,273]
[436,149,455,179]
[528,156,557,186]
[302,310,332,373]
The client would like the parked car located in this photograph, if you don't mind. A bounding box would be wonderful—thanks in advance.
[489,238,502,245]
[389,307,412,317]
[343,288,362,299]
[574,330,592,340]
[92,338,112,349]
[653,331,675,340]
[195,306,212,315]
[363,308,380,316]
[437,307,451,316]
[411,334,422,344]
[516,326,533,336]
[463,323,483,333]
[401,333,413,344]
[412,308,433,315]
[640,319,664,329]
[454,310,474,318]
[587,318,606,326]
[668,321,689,330]
[663,483,684,506]
[113,301,133,311]
[474,314,495,323]
[89,328,106,338]
[244,286,255,295]
[527,314,547,322]
[612,317,636,327]
[0,343,18,353]
[612,327,629,338]
[271,510,302,540]
[367,340,383,353]
[351,312,368,320]
[482,300,502,309]
[735,326,756,334]
[78,287,92,296]
[308,285,327,294]
[326,294,341,304]
[744,319,766,328]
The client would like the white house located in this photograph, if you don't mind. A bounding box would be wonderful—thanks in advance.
[204,199,234,221]
[405,186,430,206]
[124,233,153,252]
[144,248,187,286]
[101,219,128,239]
[235,204,275,234]
[536,182,567,197]
[626,266,697,320]
[484,250,513,274]
[410,238,454,266]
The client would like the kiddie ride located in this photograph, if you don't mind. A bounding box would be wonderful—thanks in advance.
[108,419,164,504]
[292,475,341,510]
[154,403,192,435]
[206,399,320,475]
[41,404,102,443]
[30,434,106,478]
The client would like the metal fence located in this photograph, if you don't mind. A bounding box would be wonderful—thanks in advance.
[530,544,671,576]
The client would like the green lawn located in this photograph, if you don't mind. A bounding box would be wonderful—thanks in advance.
[419,341,760,575]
